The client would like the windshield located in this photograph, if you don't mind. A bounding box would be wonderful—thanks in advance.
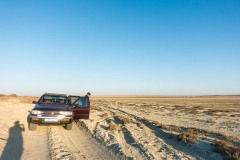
[38,95,69,105]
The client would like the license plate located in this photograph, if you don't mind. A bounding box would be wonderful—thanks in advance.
[44,119,58,122]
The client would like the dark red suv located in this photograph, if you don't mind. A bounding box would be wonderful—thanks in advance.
[28,93,90,131]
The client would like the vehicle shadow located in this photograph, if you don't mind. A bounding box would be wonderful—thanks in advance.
[0,121,25,160]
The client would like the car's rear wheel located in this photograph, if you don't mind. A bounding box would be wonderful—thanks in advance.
[29,123,37,131]
[65,123,72,130]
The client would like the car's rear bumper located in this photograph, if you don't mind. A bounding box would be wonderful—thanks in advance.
[29,115,73,125]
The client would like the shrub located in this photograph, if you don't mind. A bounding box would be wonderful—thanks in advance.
[9,94,17,97]
[231,151,240,160]
[122,117,131,124]
[214,139,231,153]
[115,114,131,125]
[214,139,240,160]
[157,123,168,129]
[178,129,200,143]
[168,125,181,132]
[143,119,169,130]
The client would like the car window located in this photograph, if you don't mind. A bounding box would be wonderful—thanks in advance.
[76,97,89,107]
[70,97,78,104]
[39,95,68,104]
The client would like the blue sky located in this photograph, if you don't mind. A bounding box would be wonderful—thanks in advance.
[0,0,240,96]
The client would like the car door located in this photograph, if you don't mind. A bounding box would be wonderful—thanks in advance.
[68,95,90,120]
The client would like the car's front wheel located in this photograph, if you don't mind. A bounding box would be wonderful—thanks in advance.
[29,123,37,131]
[65,123,72,130]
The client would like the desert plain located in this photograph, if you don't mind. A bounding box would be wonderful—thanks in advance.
[0,95,240,160]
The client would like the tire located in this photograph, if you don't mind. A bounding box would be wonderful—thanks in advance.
[65,123,72,130]
[29,123,37,131]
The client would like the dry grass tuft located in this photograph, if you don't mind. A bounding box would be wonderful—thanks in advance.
[214,139,240,160]
[152,121,168,129]
[115,114,131,124]
[208,120,217,124]
[108,123,117,131]
[157,123,168,129]
[102,112,108,118]
[178,129,200,143]
[205,109,223,116]
[152,120,160,126]
[189,110,199,114]
[168,125,181,132]
[146,120,170,130]
[91,106,98,110]
[122,117,131,124]
[193,106,204,110]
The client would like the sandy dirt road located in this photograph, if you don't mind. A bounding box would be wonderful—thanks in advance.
[0,99,117,160]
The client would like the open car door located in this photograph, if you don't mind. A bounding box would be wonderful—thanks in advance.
[68,95,90,120]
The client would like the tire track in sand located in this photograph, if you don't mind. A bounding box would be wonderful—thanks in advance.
[48,123,119,160]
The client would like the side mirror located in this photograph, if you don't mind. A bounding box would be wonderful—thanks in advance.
[32,101,37,104]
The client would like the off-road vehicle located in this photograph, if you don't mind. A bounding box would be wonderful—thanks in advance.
[28,93,90,131]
